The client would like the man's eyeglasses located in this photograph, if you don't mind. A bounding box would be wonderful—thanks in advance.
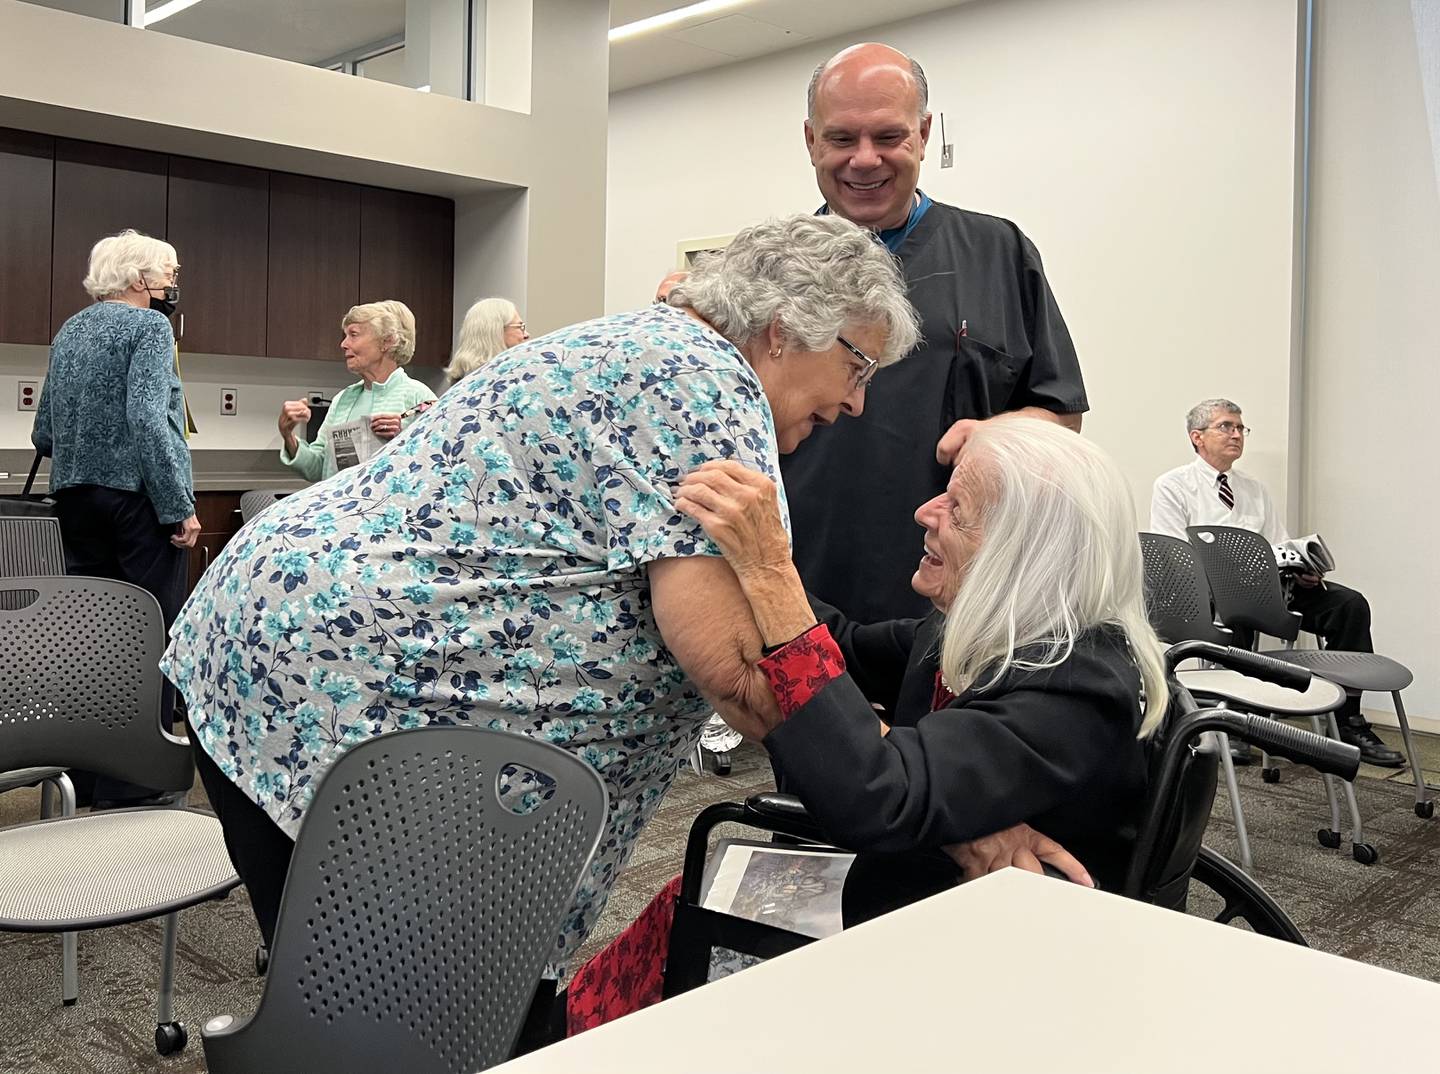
[836,335,878,390]
[1207,421,1251,437]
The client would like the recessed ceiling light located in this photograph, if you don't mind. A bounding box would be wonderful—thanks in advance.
[609,0,757,43]
[144,0,207,27]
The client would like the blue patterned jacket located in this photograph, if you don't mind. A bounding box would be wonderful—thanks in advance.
[32,302,195,524]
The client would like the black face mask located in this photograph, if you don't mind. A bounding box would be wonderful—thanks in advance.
[148,284,180,317]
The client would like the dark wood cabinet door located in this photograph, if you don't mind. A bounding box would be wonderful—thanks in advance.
[167,156,269,356]
[50,139,168,335]
[267,173,360,361]
[0,128,55,345]
[359,186,455,367]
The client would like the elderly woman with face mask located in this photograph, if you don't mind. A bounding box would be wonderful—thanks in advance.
[276,299,437,482]
[163,213,918,1001]
[677,417,1169,923]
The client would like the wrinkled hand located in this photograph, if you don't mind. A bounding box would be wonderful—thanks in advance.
[370,413,402,441]
[936,418,983,465]
[943,822,1094,887]
[278,399,312,437]
[171,514,201,549]
[675,460,791,576]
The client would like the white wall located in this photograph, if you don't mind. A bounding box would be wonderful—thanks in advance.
[1304,0,1440,719]
[606,0,1303,525]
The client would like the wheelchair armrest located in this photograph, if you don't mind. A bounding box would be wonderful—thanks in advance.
[744,793,827,844]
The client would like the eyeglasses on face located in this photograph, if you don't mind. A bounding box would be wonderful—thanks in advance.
[1207,421,1251,437]
[506,321,527,333]
[836,335,879,391]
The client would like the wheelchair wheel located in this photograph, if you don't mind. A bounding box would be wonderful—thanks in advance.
[1188,847,1307,945]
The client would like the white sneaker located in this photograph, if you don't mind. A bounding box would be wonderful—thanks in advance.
[699,712,742,753]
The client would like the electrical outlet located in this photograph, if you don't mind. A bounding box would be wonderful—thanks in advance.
[306,388,330,406]
[940,144,955,169]
[220,387,238,416]
[17,380,39,411]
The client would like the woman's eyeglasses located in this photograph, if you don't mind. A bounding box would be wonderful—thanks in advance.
[836,336,879,391]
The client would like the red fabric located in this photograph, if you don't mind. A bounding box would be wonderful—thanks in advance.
[566,874,682,1036]
[758,624,846,717]
[931,670,956,711]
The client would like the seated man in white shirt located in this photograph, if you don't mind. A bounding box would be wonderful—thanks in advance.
[1150,397,1403,767]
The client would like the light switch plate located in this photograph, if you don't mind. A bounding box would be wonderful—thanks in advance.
[17,380,39,411]
[220,387,238,416]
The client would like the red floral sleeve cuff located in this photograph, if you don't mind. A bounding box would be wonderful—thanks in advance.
[758,623,845,718]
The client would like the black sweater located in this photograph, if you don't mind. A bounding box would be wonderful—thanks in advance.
[762,605,1149,902]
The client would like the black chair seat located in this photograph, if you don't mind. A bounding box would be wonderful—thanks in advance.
[1270,650,1413,692]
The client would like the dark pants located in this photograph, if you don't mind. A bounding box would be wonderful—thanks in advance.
[190,730,295,950]
[55,485,188,803]
[1288,580,1372,724]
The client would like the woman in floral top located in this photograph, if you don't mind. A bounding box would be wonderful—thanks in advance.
[162,213,919,981]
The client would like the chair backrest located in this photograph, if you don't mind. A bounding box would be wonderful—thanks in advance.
[1139,532,1233,646]
[0,516,66,611]
[1124,682,1221,908]
[206,726,607,1074]
[0,576,193,791]
[238,490,288,525]
[1185,525,1300,643]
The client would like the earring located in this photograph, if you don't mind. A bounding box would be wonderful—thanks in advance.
[769,347,782,359]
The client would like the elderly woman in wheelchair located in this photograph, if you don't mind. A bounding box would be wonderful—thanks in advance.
[675,417,1170,920]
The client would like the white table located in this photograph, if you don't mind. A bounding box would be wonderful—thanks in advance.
[490,868,1440,1074]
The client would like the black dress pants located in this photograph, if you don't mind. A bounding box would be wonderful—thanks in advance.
[54,484,189,802]
[1287,579,1373,724]
[189,730,295,950]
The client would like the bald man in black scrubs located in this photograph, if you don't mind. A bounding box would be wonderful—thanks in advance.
[782,43,1089,624]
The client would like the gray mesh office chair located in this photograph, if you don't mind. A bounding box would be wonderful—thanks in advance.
[238,489,291,524]
[1186,525,1379,863]
[201,726,607,1074]
[0,515,79,1000]
[0,576,239,1055]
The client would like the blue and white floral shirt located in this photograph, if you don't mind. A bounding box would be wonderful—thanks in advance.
[161,304,783,972]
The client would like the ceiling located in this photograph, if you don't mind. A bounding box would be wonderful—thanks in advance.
[23,0,972,91]
[608,0,973,93]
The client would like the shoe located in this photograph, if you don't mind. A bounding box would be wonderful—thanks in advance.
[1339,724,1405,768]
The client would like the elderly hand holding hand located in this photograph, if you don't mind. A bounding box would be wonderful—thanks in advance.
[676,460,815,651]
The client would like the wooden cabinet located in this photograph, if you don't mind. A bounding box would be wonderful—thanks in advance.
[50,139,168,335]
[360,186,455,367]
[185,491,244,596]
[6,127,454,363]
[0,128,55,345]
[166,156,269,356]
[267,173,361,362]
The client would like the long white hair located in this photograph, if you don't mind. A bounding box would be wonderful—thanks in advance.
[445,297,518,385]
[938,419,1168,737]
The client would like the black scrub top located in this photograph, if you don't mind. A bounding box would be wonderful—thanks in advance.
[780,200,1088,623]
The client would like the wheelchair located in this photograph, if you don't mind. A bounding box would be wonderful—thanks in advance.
[663,640,1360,997]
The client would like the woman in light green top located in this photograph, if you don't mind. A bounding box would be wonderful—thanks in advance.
[277,300,437,482]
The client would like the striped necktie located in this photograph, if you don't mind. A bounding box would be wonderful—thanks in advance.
[1217,472,1235,509]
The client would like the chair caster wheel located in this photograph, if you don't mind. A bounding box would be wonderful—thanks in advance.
[1416,800,1434,819]
[1352,843,1378,866]
[1261,768,1280,784]
[255,943,269,975]
[1317,829,1342,849]
[155,1021,188,1055]
[63,997,77,1007]
[713,752,732,776]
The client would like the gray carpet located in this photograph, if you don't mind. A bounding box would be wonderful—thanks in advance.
[1,729,1437,1073]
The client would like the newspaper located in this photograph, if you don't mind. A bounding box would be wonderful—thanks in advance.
[324,418,383,473]
[699,839,854,940]
[1273,533,1336,577]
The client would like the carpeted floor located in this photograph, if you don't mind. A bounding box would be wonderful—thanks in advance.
[2,726,1437,1074]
